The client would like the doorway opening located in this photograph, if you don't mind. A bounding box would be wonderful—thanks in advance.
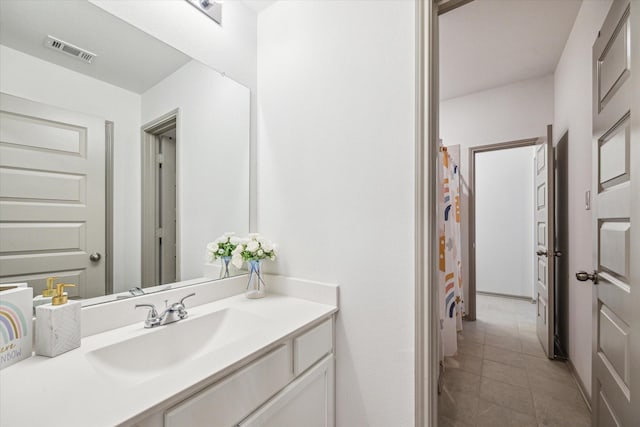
[468,139,538,316]
[141,111,179,287]
[430,0,592,424]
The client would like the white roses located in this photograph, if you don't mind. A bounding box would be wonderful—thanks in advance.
[206,232,239,261]
[231,233,278,268]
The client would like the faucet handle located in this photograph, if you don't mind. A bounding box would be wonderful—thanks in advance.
[135,303,160,328]
[135,303,158,315]
[179,293,196,306]
[170,293,196,320]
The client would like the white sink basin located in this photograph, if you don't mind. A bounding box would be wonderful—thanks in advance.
[86,308,265,386]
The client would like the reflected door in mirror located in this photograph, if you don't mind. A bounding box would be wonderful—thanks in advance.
[0,93,106,298]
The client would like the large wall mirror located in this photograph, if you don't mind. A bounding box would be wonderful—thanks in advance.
[0,1,250,305]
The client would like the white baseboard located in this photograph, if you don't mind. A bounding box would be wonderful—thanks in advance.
[566,358,591,413]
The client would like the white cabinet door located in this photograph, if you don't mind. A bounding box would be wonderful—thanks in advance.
[240,355,334,427]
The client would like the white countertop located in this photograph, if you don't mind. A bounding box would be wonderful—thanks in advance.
[0,289,337,427]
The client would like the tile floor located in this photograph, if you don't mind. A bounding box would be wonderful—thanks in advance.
[438,294,590,427]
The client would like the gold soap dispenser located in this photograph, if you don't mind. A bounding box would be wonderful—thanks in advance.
[35,283,81,357]
[52,283,75,305]
[43,277,57,297]
[32,277,59,314]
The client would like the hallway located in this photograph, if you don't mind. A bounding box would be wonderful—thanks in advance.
[438,294,590,426]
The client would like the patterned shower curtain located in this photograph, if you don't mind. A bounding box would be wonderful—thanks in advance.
[438,147,464,357]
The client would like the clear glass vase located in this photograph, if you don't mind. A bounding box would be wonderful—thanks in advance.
[246,259,266,299]
[219,256,231,279]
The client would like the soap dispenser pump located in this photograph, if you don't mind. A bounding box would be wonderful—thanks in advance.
[51,283,74,305]
[32,277,60,314]
[35,283,81,357]
[43,277,57,297]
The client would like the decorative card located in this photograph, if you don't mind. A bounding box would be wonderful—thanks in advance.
[0,285,33,370]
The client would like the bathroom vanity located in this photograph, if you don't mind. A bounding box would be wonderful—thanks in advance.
[0,2,341,426]
[0,276,338,427]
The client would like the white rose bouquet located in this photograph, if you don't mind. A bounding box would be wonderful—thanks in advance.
[206,232,241,262]
[231,233,278,268]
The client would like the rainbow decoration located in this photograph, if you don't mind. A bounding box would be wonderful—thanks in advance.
[438,146,464,358]
[444,272,456,318]
[0,286,33,370]
[0,301,28,344]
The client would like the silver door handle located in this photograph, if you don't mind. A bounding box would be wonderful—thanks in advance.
[554,250,562,257]
[576,270,598,284]
[536,249,548,257]
[89,252,102,262]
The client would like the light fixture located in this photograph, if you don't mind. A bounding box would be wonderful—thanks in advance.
[185,0,222,25]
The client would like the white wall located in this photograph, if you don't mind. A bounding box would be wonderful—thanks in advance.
[141,60,250,281]
[440,75,554,306]
[90,0,259,229]
[257,1,415,425]
[475,146,535,298]
[0,45,142,292]
[553,0,613,398]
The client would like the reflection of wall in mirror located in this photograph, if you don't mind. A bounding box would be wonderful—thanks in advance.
[91,0,259,229]
[90,0,257,90]
[0,45,142,293]
[142,60,250,281]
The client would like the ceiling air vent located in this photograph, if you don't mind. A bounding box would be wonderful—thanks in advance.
[44,35,96,64]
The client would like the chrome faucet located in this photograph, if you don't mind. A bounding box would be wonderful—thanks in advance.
[135,293,196,328]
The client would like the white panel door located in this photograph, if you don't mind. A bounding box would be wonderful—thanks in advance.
[535,125,555,358]
[0,93,105,298]
[587,0,638,425]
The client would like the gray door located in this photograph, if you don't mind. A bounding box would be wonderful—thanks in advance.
[0,93,106,298]
[554,132,570,358]
[587,0,638,425]
[534,125,555,358]
[158,134,176,285]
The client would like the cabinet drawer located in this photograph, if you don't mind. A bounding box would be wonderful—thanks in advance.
[293,318,333,376]
[164,344,292,427]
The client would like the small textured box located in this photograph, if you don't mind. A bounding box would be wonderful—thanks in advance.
[35,300,81,357]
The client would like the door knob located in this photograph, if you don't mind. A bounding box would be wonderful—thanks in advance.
[554,250,563,257]
[536,249,548,257]
[89,252,102,262]
[576,270,598,284]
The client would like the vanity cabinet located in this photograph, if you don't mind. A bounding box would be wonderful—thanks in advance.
[164,344,293,427]
[239,354,334,427]
[134,316,335,427]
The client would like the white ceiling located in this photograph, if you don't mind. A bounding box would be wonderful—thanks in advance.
[439,0,582,100]
[0,1,191,94]
[0,0,581,97]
